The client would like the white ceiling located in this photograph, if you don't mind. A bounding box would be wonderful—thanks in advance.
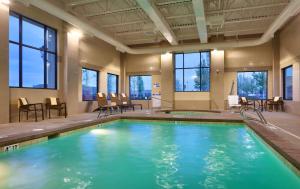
[61,0,289,46]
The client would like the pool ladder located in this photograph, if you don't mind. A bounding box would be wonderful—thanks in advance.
[240,106,268,125]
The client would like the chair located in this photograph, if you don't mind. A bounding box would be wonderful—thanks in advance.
[45,97,67,119]
[228,95,241,112]
[96,93,119,118]
[240,97,253,109]
[120,93,142,111]
[266,96,284,111]
[18,97,44,122]
[109,93,132,112]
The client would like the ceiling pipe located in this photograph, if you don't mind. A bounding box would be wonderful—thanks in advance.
[19,0,300,54]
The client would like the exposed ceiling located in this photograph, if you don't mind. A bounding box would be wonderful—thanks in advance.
[60,0,290,46]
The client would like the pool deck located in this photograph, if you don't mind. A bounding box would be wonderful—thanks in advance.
[0,110,299,170]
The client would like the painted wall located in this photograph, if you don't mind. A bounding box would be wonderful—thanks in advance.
[279,13,300,115]
[0,4,10,123]
[3,3,121,122]
[223,42,274,109]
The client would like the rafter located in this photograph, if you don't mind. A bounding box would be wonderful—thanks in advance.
[136,0,178,45]
[192,0,208,43]
[68,0,99,7]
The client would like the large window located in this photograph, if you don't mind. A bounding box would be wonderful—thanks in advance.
[129,76,152,100]
[107,73,119,96]
[9,12,57,89]
[283,66,293,100]
[237,71,268,100]
[82,68,99,101]
[174,52,210,92]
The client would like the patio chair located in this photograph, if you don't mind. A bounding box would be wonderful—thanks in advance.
[109,93,132,112]
[45,97,67,119]
[266,96,284,111]
[120,93,143,111]
[96,93,119,118]
[228,95,241,112]
[240,97,253,109]
[18,97,44,122]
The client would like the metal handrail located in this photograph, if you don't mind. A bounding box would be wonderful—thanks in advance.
[240,106,268,124]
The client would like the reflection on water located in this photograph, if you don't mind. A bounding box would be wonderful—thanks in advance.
[155,144,184,189]
[201,144,235,189]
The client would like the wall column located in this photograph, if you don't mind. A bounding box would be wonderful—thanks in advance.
[210,50,225,110]
[160,53,174,109]
[272,32,280,96]
[0,4,10,123]
[64,32,80,115]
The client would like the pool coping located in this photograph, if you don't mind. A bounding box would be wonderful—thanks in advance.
[0,114,299,171]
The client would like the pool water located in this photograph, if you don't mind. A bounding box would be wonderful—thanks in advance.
[0,120,299,189]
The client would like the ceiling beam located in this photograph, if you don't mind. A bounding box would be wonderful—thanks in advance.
[192,0,208,43]
[136,0,178,45]
[68,0,99,7]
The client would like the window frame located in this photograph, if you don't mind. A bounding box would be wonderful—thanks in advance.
[107,73,119,95]
[237,70,268,100]
[129,75,152,100]
[82,67,99,101]
[174,51,211,92]
[282,65,293,101]
[9,11,58,90]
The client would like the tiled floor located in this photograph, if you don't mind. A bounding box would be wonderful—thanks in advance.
[0,109,299,169]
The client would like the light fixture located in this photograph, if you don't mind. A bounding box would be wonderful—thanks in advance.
[1,0,10,5]
[68,29,83,38]
[213,48,218,53]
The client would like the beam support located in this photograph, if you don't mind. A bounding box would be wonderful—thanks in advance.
[192,0,208,43]
[136,0,178,45]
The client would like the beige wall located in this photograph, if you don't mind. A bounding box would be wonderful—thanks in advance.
[224,43,274,109]
[279,13,300,115]
[4,3,121,122]
[0,4,10,123]
[7,4,65,122]
[78,37,121,113]
[123,44,274,111]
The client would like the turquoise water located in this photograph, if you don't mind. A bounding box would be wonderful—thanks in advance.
[0,120,299,189]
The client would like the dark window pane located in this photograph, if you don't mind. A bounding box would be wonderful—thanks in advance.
[237,71,267,100]
[130,76,152,100]
[107,74,118,96]
[82,69,98,101]
[175,69,183,91]
[22,47,44,88]
[184,53,200,68]
[22,18,44,49]
[46,53,56,89]
[175,54,183,68]
[200,68,210,91]
[201,52,210,67]
[9,14,19,42]
[184,69,200,91]
[46,28,56,52]
[283,67,293,100]
[9,43,19,87]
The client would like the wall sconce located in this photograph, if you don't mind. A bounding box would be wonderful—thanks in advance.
[0,0,10,5]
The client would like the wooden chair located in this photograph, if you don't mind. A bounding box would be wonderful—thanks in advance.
[18,97,44,122]
[120,93,142,111]
[266,96,284,111]
[45,97,67,119]
[96,93,119,118]
[240,97,253,109]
